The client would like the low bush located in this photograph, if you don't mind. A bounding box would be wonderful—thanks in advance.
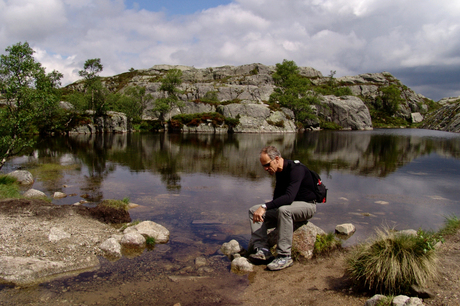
[346,227,438,294]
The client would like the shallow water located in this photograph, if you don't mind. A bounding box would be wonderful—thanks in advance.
[2,129,460,303]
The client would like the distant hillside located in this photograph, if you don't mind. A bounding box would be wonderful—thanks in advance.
[64,63,441,132]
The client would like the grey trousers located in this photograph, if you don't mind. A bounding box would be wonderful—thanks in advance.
[248,201,316,257]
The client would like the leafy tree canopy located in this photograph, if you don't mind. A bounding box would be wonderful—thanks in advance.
[0,42,62,170]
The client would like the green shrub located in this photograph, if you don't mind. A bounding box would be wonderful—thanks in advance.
[320,121,343,130]
[146,236,156,247]
[346,227,438,294]
[314,233,342,255]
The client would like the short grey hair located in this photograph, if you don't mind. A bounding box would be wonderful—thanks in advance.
[260,146,281,160]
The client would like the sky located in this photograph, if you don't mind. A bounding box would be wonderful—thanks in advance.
[1,0,459,101]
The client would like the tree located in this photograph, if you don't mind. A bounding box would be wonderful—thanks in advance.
[152,69,184,124]
[79,58,106,115]
[0,42,62,170]
[269,60,319,125]
[378,85,403,115]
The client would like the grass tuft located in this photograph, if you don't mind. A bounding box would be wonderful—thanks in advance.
[0,175,21,199]
[346,227,438,294]
[438,214,460,236]
[99,199,129,211]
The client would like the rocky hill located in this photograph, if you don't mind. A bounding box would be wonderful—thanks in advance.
[65,63,439,133]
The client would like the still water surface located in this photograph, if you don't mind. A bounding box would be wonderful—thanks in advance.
[3,128,460,303]
[6,128,460,248]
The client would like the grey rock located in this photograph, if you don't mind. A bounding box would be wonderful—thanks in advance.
[411,112,424,123]
[133,221,170,243]
[230,257,253,274]
[397,229,418,236]
[23,189,46,198]
[7,170,34,185]
[317,96,373,130]
[267,222,326,260]
[99,238,122,258]
[220,239,242,257]
[0,255,99,287]
[120,232,146,248]
[59,101,74,110]
[194,256,207,268]
[48,227,71,242]
[392,295,410,306]
[335,223,356,235]
[364,294,386,306]
[53,192,67,199]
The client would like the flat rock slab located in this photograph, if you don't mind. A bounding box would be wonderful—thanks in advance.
[0,255,99,287]
[0,199,118,286]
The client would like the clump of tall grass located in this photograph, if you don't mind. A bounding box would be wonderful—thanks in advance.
[0,175,21,199]
[346,227,438,294]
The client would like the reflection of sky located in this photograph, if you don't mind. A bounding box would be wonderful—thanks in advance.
[319,153,460,245]
[8,129,460,248]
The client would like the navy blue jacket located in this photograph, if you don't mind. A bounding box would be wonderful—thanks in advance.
[265,159,316,210]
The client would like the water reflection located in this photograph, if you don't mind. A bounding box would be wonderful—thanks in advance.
[6,129,460,245]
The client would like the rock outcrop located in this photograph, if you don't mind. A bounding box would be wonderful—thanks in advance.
[66,63,443,133]
[69,111,129,134]
[420,98,460,133]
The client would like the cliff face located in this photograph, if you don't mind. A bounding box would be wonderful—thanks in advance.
[66,63,435,133]
[420,98,460,133]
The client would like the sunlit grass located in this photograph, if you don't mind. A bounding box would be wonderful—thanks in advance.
[438,214,460,236]
[99,199,129,211]
[0,175,21,199]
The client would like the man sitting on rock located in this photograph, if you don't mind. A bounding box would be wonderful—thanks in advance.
[248,145,317,271]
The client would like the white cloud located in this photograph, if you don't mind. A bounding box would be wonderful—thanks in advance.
[1,0,460,100]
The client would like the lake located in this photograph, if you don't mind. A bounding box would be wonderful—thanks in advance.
[2,128,460,303]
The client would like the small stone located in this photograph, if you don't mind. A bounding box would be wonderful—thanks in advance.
[23,189,46,199]
[335,223,356,235]
[53,192,67,199]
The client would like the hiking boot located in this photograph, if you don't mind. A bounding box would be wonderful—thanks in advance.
[267,256,293,271]
[249,248,274,261]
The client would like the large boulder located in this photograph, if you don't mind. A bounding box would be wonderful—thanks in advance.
[132,220,170,243]
[317,95,373,130]
[7,170,34,185]
[267,222,326,260]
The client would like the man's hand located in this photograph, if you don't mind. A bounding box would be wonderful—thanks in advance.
[252,206,266,223]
